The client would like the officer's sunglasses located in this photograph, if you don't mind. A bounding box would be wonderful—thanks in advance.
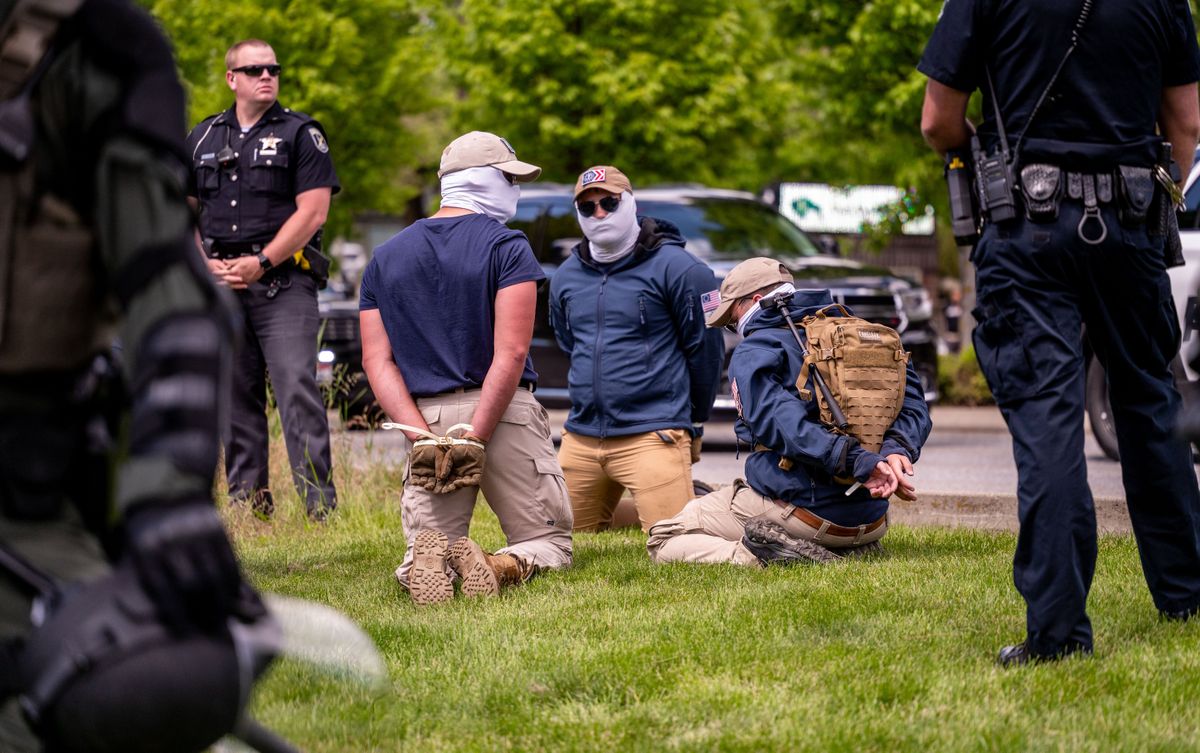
[232,64,282,78]
[576,195,621,217]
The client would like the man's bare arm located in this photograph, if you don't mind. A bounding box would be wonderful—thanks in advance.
[469,281,537,442]
[360,309,428,442]
[921,79,974,156]
[1160,83,1200,184]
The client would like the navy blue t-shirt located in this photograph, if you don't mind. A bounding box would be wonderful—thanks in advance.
[360,214,545,396]
[919,0,1200,169]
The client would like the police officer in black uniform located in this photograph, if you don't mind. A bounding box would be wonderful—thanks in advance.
[187,39,339,519]
[920,0,1200,665]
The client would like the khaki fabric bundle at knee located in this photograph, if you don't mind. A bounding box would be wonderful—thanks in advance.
[385,422,487,494]
[795,304,908,452]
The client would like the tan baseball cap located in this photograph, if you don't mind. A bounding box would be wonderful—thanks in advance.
[573,165,632,199]
[438,131,542,181]
[705,257,794,328]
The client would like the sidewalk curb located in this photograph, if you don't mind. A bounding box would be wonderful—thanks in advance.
[891,492,1132,534]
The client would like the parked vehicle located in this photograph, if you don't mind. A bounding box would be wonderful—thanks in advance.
[1085,150,1200,461]
[318,185,941,424]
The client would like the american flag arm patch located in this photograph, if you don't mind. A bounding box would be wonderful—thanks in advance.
[701,289,721,313]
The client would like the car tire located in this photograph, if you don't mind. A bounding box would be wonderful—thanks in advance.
[1086,355,1121,462]
[1087,354,1200,463]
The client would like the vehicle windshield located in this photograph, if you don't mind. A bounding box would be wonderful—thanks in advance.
[639,198,823,260]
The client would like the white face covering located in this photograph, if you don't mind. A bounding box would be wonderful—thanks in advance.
[577,191,641,264]
[736,282,797,338]
[439,166,520,223]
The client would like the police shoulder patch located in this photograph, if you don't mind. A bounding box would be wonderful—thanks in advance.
[308,127,329,154]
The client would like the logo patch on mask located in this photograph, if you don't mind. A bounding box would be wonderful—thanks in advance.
[701,289,721,313]
[308,127,329,153]
[580,168,606,186]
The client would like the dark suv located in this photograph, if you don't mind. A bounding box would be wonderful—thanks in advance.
[318,185,939,421]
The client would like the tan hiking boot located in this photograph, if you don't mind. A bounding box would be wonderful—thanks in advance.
[408,529,453,605]
[447,537,530,597]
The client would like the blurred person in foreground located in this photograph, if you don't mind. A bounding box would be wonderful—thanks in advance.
[0,1,266,750]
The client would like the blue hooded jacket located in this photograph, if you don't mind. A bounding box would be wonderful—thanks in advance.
[730,289,933,526]
[549,217,725,438]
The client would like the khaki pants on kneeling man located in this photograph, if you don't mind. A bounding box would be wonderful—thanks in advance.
[646,479,888,566]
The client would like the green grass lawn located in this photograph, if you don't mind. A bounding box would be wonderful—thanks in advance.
[224,441,1200,752]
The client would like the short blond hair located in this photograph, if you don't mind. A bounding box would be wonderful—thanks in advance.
[225,39,272,70]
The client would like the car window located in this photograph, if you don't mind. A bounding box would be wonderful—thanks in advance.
[509,199,549,262]
[542,197,582,263]
[638,198,823,260]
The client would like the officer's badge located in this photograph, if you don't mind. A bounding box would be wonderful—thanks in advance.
[309,127,329,154]
[580,168,606,186]
[258,136,283,156]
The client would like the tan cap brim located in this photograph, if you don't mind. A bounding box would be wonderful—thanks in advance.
[705,298,737,328]
[495,159,542,183]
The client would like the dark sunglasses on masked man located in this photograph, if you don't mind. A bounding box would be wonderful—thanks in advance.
[576,195,621,217]
[232,64,282,78]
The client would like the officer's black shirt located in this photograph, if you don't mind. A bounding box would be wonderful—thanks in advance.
[186,101,340,245]
[919,0,1200,169]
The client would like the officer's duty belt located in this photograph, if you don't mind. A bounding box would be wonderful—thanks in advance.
[772,500,887,539]
[1018,162,1161,245]
[208,241,295,269]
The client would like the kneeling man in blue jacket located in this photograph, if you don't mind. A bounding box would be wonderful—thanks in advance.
[549,166,725,532]
[647,258,932,565]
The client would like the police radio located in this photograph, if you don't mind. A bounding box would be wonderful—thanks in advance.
[971,134,1017,224]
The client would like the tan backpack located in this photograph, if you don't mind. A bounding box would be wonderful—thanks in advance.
[794,304,909,452]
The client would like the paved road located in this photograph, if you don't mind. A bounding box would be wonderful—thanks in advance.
[336,405,1200,534]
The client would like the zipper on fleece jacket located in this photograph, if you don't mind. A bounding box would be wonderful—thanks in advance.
[593,273,608,438]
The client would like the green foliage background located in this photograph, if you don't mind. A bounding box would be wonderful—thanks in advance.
[143,0,1200,244]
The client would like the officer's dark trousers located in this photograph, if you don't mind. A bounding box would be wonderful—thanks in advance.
[228,266,336,515]
[973,202,1200,656]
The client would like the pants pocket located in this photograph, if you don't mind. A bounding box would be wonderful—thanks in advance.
[972,284,1039,405]
[534,457,572,530]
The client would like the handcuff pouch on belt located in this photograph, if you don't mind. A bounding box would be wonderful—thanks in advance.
[1019,164,1063,222]
[1116,166,1155,227]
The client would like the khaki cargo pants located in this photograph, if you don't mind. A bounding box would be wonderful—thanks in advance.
[646,479,888,566]
[560,428,695,532]
[394,388,573,585]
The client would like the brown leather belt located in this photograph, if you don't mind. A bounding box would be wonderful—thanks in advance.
[776,500,887,538]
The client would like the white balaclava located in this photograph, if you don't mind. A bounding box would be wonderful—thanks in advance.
[439,166,520,223]
[578,191,641,264]
[736,282,797,338]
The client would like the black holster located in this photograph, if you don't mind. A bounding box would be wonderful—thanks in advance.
[1116,166,1155,227]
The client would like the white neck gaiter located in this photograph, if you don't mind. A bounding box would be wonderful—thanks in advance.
[578,191,641,264]
[736,282,797,338]
[440,166,520,223]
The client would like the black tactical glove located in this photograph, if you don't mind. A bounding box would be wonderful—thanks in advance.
[123,501,243,632]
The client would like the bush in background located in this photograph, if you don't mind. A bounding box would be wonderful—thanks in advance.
[937,346,993,406]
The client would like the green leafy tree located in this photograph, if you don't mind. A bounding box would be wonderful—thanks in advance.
[441,0,793,188]
[143,0,446,236]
